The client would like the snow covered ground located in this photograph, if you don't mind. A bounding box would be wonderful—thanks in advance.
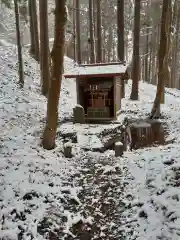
[0,4,30,46]
[0,46,78,239]
[1,4,180,237]
[1,42,180,240]
[0,1,56,47]
[119,83,180,240]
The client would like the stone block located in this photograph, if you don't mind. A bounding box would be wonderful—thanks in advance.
[114,141,124,157]
[73,104,85,124]
[63,142,72,158]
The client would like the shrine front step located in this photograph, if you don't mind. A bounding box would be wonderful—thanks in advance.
[77,133,104,152]
[77,132,124,153]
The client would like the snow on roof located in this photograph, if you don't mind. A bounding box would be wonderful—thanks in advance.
[64,63,128,78]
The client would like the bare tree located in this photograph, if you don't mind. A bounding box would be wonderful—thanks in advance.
[130,0,141,100]
[171,0,180,88]
[75,0,81,64]
[28,0,35,56]
[144,23,150,82]
[14,0,24,87]
[117,0,125,98]
[39,0,50,96]
[150,0,172,118]
[31,0,39,61]
[42,0,67,150]
[96,0,102,63]
[88,0,95,63]
[28,0,39,61]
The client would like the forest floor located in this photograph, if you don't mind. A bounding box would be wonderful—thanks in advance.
[1,46,180,240]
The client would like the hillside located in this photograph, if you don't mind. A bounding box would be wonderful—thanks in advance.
[1,2,180,240]
[0,4,30,46]
[0,1,67,47]
[0,46,77,239]
[0,44,180,239]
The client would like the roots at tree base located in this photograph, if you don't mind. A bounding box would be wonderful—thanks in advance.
[150,103,161,119]
[42,126,56,150]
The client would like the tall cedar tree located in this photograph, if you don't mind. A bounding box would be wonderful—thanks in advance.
[42,0,67,150]
[117,0,125,98]
[14,0,24,87]
[75,0,81,64]
[171,0,180,87]
[28,0,39,61]
[28,0,35,56]
[39,0,50,96]
[88,0,95,63]
[93,0,97,58]
[96,0,102,62]
[130,0,141,100]
[31,0,39,61]
[150,0,171,118]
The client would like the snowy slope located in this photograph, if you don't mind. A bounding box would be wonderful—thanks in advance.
[0,4,30,46]
[0,46,78,239]
[119,82,180,240]
[1,4,180,236]
[0,2,58,47]
[1,42,180,239]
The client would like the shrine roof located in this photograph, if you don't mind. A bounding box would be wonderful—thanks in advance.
[64,62,128,79]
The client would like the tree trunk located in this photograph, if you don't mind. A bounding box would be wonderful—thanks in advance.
[107,27,113,62]
[31,0,40,61]
[164,1,172,88]
[145,25,149,82]
[93,0,97,60]
[73,0,76,61]
[130,0,141,100]
[102,18,106,62]
[28,0,35,56]
[171,1,180,88]
[150,0,171,118]
[88,0,95,63]
[75,0,81,64]
[142,54,145,81]
[117,0,125,62]
[151,24,160,85]
[148,40,152,83]
[39,0,50,96]
[117,0,125,98]
[42,0,67,150]
[112,30,117,61]
[14,0,24,87]
[96,0,102,63]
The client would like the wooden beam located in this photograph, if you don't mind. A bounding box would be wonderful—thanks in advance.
[79,61,126,67]
[64,72,125,79]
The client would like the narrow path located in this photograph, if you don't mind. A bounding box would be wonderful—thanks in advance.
[69,154,125,240]
[37,152,127,240]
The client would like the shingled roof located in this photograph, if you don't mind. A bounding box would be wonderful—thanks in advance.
[64,63,128,79]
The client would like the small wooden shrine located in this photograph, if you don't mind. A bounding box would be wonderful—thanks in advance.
[64,62,129,121]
